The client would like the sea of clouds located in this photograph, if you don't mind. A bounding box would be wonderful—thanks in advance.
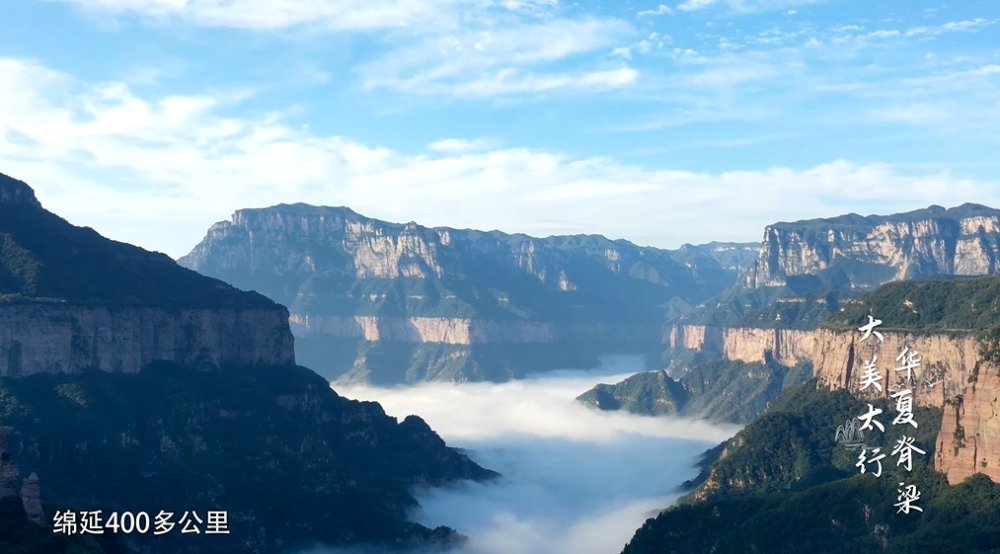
[306,356,740,554]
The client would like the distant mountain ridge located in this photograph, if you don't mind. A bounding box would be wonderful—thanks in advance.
[743,203,1000,291]
[179,203,758,383]
[677,203,1000,330]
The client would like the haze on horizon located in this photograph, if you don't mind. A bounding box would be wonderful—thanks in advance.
[2,0,999,258]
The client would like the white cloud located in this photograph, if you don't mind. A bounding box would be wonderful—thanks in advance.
[611,46,632,59]
[677,0,717,11]
[3,57,1000,260]
[335,358,738,442]
[48,0,557,31]
[428,138,501,153]
[412,67,639,97]
[864,30,899,38]
[637,4,673,17]
[677,0,825,13]
[357,17,637,96]
[905,18,997,37]
[325,359,736,554]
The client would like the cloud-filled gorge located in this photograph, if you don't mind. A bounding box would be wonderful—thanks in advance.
[316,356,739,554]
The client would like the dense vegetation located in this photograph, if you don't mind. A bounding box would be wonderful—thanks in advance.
[577,358,813,424]
[0,498,126,554]
[735,287,860,330]
[681,382,941,502]
[0,172,277,309]
[618,383,1000,554]
[825,273,1000,333]
[0,363,497,553]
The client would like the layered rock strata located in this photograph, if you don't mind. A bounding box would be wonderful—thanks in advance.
[0,304,295,377]
[667,323,999,484]
[935,369,1000,485]
[742,205,1000,291]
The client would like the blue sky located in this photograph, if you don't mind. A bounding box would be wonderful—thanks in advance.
[2,0,999,258]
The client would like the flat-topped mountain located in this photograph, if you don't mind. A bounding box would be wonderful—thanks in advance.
[743,203,1000,291]
[679,204,1000,329]
[179,203,756,383]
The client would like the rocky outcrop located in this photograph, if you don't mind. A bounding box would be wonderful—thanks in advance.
[20,473,42,525]
[742,204,1000,291]
[0,174,40,207]
[0,304,295,377]
[936,368,1000,485]
[1,430,44,525]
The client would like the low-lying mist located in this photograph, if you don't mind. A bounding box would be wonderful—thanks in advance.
[312,356,739,554]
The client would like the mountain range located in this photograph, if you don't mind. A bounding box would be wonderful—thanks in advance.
[8,166,1000,553]
[177,203,758,383]
[0,172,497,554]
[177,202,1000,387]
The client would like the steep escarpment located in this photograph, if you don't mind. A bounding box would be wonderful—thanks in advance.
[0,172,295,375]
[587,275,1000,428]
[0,304,293,377]
[660,275,1000,483]
[935,367,1000,486]
[179,203,753,383]
[677,204,1000,328]
[742,203,1000,291]
[663,324,979,408]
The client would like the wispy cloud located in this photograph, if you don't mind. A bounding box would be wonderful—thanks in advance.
[428,138,501,153]
[905,18,998,37]
[638,4,674,17]
[3,57,1000,259]
[676,0,827,13]
[677,0,718,11]
[357,17,638,97]
[47,0,554,31]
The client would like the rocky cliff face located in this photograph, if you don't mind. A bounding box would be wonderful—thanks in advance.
[290,314,558,344]
[665,322,999,484]
[742,204,1000,291]
[936,367,1000,485]
[0,172,297,377]
[665,324,977,409]
[0,304,294,377]
[179,204,749,382]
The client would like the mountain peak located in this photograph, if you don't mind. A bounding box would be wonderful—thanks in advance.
[0,172,42,208]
